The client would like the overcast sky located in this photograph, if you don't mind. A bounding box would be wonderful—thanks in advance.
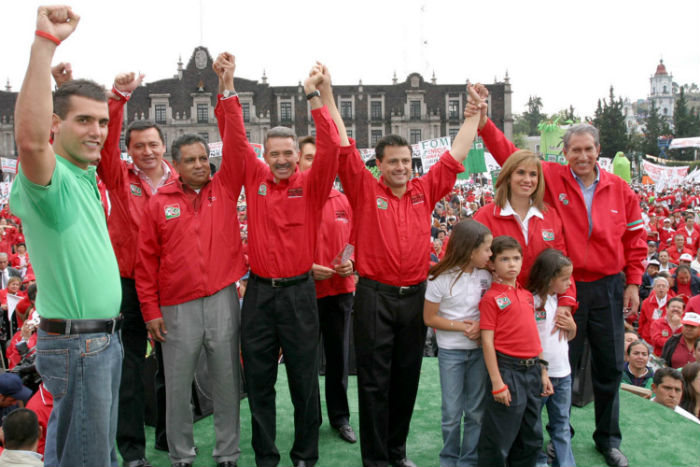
[2,0,699,118]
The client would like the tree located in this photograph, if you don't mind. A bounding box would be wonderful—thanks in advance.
[554,105,578,123]
[641,100,671,156]
[674,87,695,138]
[522,96,545,136]
[592,86,628,157]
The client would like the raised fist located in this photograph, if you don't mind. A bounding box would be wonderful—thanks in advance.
[114,72,145,94]
[36,5,80,43]
[304,66,324,94]
[51,62,72,88]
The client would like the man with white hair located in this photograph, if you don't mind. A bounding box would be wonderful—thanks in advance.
[638,276,671,344]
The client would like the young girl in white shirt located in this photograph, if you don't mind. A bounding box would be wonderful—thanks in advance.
[526,248,577,467]
[424,219,493,467]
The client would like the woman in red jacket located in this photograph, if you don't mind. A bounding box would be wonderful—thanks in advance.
[474,150,576,310]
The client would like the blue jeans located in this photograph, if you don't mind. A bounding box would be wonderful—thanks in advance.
[35,328,123,467]
[437,347,487,467]
[538,374,576,467]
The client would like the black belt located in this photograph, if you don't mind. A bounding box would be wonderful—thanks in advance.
[496,351,541,368]
[39,315,123,335]
[358,276,425,296]
[251,271,310,288]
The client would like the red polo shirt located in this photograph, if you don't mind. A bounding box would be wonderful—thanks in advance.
[215,98,340,278]
[480,282,542,359]
[314,189,355,299]
[338,140,464,287]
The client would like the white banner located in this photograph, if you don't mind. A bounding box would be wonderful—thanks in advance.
[1,158,17,174]
[669,136,700,149]
[598,158,613,173]
[642,160,688,184]
[414,137,451,173]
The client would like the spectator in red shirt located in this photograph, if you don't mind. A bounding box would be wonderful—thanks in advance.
[638,276,672,343]
[25,383,53,457]
[297,135,357,444]
[677,212,700,254]
[672,265,700,298]
[662,312,700,368]
[666,233,693,265]
[650,297,684,356]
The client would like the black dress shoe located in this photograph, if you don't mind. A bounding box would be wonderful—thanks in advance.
[154,442,169,452]
[216,462,237,467]
[391,459,417,467]
[124,460,152,467]
[597,447,629,467]
[337,424,357,443]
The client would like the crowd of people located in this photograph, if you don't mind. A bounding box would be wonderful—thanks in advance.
[0,5,699,467]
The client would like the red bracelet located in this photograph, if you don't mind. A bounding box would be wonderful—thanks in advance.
[492,385,508,395]
[35,30,61,46]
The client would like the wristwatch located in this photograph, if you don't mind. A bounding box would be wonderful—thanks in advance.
[222,89,237,99]
[306,89,321,100]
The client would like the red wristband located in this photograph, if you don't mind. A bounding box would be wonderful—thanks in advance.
[35,30,61,46]
[492,384,508,395]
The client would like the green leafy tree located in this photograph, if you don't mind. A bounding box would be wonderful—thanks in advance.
[592,86,628,157]
[553,105,578,123]
[674,87,695,137]
[522,96,545,136]
[641,100,671,156]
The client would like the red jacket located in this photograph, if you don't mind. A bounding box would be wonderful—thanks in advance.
[314,189,355,299]
[638,292,673,342]
[479,119,646,284]
[5,329,37,368]
[650,317,682,356]
[98,97,179,279]
[664,244,694,264]
[135,97,247,322]
[474,202,576,309]
[26,384,52,455]
[338,142,464,287]
[215,97,340,278]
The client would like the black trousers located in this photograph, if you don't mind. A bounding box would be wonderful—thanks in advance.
[318,292,353,428]
[568,274,624,449]
[477,357,543,467]
[116,278,148,462]
[354,278,426,467]
[154,341,168,450]
[241,273,320,467]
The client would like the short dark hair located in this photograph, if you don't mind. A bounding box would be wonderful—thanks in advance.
[653,366,682,386]
[27,283,37,302]
[125,120,165,148]
[667,297,685,308]
[375,134,411,162]
[490,235,522,261]
[626,339,649,356]
[171,134,209,162]
[298,135,315,152]
[53,79,107,119]
[2,408,39,450]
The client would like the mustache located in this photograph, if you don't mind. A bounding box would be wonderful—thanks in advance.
[274,163,292,170]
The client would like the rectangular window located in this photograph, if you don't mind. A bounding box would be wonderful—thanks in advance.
[341,101,353,120]
[198,132,209,143]
[371,101,382,120]
[346,128,353,138]
[242,103,251,122]
[410,129,421,144]
[449,127,459,140]
[197,104,208,124]
[245,131,251,140]
[155,104,166,124]
[371,130,383,146]
[410,100,421,120]
[448,100,459,119]
[280,101,292,122]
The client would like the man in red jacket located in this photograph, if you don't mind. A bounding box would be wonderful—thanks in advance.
[468,87,646,467]
[297,136,357,444]
[214,58,339,467]
[135,54,245,467]
[98,71,178,467]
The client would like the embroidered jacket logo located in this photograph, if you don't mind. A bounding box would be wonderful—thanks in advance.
[164,205,181,220]
[558,193,569,205]
[376,197,388,210]
[130,184,142,196]
[258,184,267,196]
[542,229,555,241]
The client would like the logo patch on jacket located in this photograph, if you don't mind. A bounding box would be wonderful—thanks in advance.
[542,229,555,241]
[258,183,268,196]
[558,193,569,206]
[335,210,349,223]
[164,204,181,220]
[495,294,511,310]
[662,330,669,337]
[288,187,303,198]
[376,197,388,210]
[130,184,142,196]
[535,307,546,321]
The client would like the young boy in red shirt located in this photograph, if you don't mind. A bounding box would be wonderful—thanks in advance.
[478,235,553,466]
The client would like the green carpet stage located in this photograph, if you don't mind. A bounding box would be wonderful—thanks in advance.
[141,357,699,467]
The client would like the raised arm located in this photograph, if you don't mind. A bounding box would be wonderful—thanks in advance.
[465,83,519,166]
[15,5,80,186]
[318,63,350,147]
[98,72,144,190]
[448,85,485,163]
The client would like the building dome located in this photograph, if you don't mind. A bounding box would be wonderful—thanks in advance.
[655,59,668,76]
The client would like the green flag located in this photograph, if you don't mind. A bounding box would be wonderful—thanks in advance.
[463,139,487,176]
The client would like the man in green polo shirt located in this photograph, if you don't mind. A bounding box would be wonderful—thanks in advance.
[9,6,122,467]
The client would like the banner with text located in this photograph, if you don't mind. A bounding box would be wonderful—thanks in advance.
[642,160,688,183]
